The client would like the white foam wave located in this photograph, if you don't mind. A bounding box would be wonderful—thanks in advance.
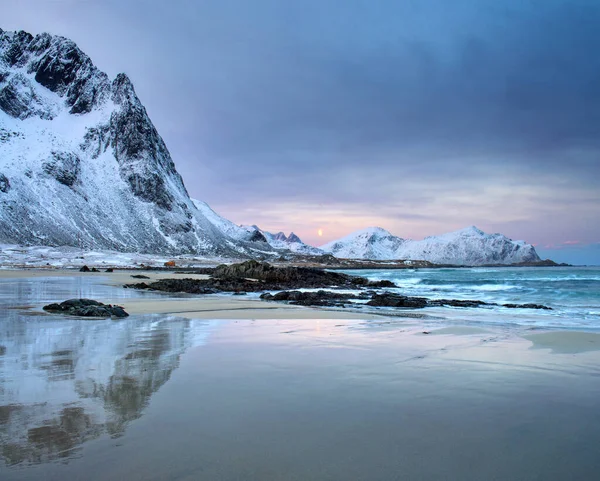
[467,284,521,292]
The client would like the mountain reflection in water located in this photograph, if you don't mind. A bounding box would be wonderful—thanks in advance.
[0,295,215,466]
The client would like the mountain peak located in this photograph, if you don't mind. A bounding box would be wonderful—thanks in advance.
[0,28,237,255]
[354,226,394,237]
[457,225,485,236]
[111,73,137,103]
[272,232,287,242]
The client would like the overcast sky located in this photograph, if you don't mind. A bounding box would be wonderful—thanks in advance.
[4,0,600,263]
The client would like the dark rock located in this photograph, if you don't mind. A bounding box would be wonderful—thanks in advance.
[321,254,340,263]
[247,229,269,243]
[0,174,9,193]
[109,73,178,212]
[367,293,428,308]
[0,76,32,118]
[29,34,109,115]
[428,299,489,308]
[42,151,80,187]
[124,172,173,211]
[503,303,552,310]
[370,280,397,288]
[79,265,90,272]
[43,298,128,318]
[232,291,247,296]
[124,279,220,295]
[211,260,358,288]
[2,31,34,66]
[286,232,302,243]
[358,290,376,299]
[261,290,357,307]
[105,268,114,272]
[91,267,100,272]
[131,274,150,279]
[126,262,395,297]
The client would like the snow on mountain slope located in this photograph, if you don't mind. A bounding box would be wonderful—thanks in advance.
[320,227,405,260]
[191,200,324,256]
[0,29,241,255]
[261,230,324,255]
[321,226,541,265]
[192,199,254,242]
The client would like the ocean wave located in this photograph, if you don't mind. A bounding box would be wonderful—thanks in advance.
[466,284,522,292]
[348,267,600,329]
[506,276,600,282]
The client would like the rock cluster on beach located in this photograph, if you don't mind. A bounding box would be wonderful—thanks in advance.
[43,299,129,318]
[124,260,552,311]
[261,290,551,310]
[124,260,395,293]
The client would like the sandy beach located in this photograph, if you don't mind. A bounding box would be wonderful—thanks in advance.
[1,268,600,480]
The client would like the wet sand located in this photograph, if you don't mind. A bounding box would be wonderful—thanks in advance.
[2,269,600,480]
[0,267,210,282]
[524,331,600,354]
[0,268,385,320]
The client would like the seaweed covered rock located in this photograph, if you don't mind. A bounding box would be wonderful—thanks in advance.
[125,261,396,294]
[125,279,220,294]
[211,261,397,289]
[367,293,428,308]
[260,290,360,307]
[43,299,129,318]
[503,303,552,310]
[428,299,489,308]
[262,289,552,311]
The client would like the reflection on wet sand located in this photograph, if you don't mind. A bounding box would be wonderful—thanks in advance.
[0,303,214,466]
[2,404,102,465]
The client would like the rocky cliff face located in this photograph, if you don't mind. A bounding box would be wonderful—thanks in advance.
[0,29,248,255]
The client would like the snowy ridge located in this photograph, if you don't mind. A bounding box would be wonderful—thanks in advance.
[0,29,269,256]
[191,199,323,255]
[321,226,541,265]
[261,229,324,255]
[319,227,405,260]
[192,199,253,242]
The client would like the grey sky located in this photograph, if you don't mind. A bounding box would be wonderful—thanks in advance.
[4,0,600,263]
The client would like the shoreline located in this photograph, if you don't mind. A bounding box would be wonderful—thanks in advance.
[1,267,599,353]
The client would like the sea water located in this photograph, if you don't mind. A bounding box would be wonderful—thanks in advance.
[341,266,600,330]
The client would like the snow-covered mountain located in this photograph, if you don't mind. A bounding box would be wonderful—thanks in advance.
[321,226,541,265]
[319,227,405,260]
[260,229,323,255]
[192,199,323,256]
[0,29,271,256]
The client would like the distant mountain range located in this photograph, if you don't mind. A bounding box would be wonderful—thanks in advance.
[0,29,543,266]
[192,199,321,255]
[320,226,541,265]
